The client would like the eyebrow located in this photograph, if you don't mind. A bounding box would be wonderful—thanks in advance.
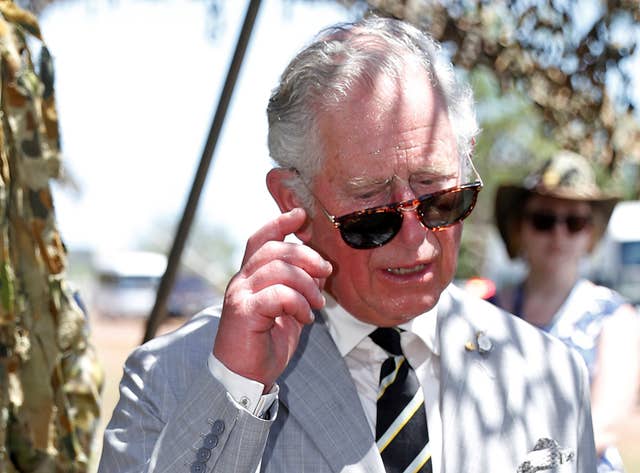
[344,175,393,192]
[345,172,457,201]
[409,170,458,184]
[344,169,457,190]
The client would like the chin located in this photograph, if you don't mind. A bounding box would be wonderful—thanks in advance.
[384,294,440,322]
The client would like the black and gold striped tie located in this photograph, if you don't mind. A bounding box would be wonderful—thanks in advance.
[370,327,432,473]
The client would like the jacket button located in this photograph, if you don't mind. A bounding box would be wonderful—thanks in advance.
[211,419,225,435]
[203,433,218,449]
[196,447,212,462]
[190,462,206,473]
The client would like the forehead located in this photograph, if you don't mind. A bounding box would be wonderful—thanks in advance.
[524,195,592,212]
[316,59,459,186]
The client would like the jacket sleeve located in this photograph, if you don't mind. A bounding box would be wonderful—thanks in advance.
[98,330,275,472]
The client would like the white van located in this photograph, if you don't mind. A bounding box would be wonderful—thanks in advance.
[92,250,223,318]
[590,201,640,307]
[92,251,167,318]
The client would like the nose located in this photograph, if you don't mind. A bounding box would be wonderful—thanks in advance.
[398,199,420,213]
[389,186,429,246]
[551,219,571,237]
[395,203,430,247]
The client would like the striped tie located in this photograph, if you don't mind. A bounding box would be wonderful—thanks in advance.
[370,327,432,473]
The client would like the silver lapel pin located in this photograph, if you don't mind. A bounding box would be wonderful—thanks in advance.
[465,331,493,355]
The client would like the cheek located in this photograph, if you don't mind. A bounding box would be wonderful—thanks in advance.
[321,242,374,311]
[438,223,462,249]
[519,227,542,251]
[438,227,462,272]
[576,232,593,254]
[336,253,371,288]
[307,218,367,280]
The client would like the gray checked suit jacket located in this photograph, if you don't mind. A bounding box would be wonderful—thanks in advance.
[98,284,597,472]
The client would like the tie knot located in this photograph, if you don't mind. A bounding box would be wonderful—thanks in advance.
[369,327,403,356]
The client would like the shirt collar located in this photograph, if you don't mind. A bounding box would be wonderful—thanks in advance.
[321,292,439,357]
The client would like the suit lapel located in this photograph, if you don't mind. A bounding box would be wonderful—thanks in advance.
[437,286,500,473]
[277,316,382,472]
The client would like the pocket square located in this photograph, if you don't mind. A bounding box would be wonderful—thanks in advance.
[517,438,575,473]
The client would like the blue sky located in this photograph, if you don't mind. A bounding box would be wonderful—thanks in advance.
[41,0,354,262]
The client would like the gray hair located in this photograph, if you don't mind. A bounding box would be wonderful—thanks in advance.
[267,16,479,208]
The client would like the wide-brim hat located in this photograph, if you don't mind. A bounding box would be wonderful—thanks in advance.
[495,150,619,259]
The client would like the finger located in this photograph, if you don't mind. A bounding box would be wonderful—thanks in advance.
[314,276,328,292]
[242,240,332,280]
[272,312,305,358]
[248,284,317,328]
[242,208,307,266]
[248,259,327,309]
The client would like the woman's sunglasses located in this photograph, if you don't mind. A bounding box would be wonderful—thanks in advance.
[524,211,592,234]
[314,182,483,249]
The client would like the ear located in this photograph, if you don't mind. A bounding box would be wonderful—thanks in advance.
[266,168,313,243]
[266,168,301,212]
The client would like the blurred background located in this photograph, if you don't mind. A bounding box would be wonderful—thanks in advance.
[13,0,640,470]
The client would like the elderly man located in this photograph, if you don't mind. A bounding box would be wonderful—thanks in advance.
[99,17,597,473]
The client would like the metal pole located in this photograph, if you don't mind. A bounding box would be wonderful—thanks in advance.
[143,0,263,343]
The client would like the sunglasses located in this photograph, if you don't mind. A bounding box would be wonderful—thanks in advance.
[524,211,592,234]
[314,182,482,249]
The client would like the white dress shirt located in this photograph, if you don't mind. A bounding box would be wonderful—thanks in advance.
[322,293,442,473]
[210,293,442,472]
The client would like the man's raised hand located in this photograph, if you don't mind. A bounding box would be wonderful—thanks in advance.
[213,208,332,390]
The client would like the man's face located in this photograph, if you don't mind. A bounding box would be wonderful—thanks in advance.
[306,60,463,327]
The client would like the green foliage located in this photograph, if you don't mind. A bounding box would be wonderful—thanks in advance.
[456,221,490,279]
[335,0,640,176]
[457,64,639,277]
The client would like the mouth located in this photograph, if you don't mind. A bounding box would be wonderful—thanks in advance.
[385,264,427,275]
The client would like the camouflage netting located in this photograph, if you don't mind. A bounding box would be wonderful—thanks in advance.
[0,2,103,471]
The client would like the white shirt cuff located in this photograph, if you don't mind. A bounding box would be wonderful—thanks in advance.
[207,353,278,417]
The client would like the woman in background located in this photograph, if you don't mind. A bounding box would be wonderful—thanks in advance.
[492,150,640,473]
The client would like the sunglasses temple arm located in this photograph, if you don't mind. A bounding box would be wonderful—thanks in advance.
[288,167,341,228]
[461,154,484,187]
[320,206,340,228]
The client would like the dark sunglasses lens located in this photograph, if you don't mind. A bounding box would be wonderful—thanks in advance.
[528,213,591,233]
[566,215,591,233]
[529,213,556,231]
[339,212,403,249]
[418,187,478,228]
